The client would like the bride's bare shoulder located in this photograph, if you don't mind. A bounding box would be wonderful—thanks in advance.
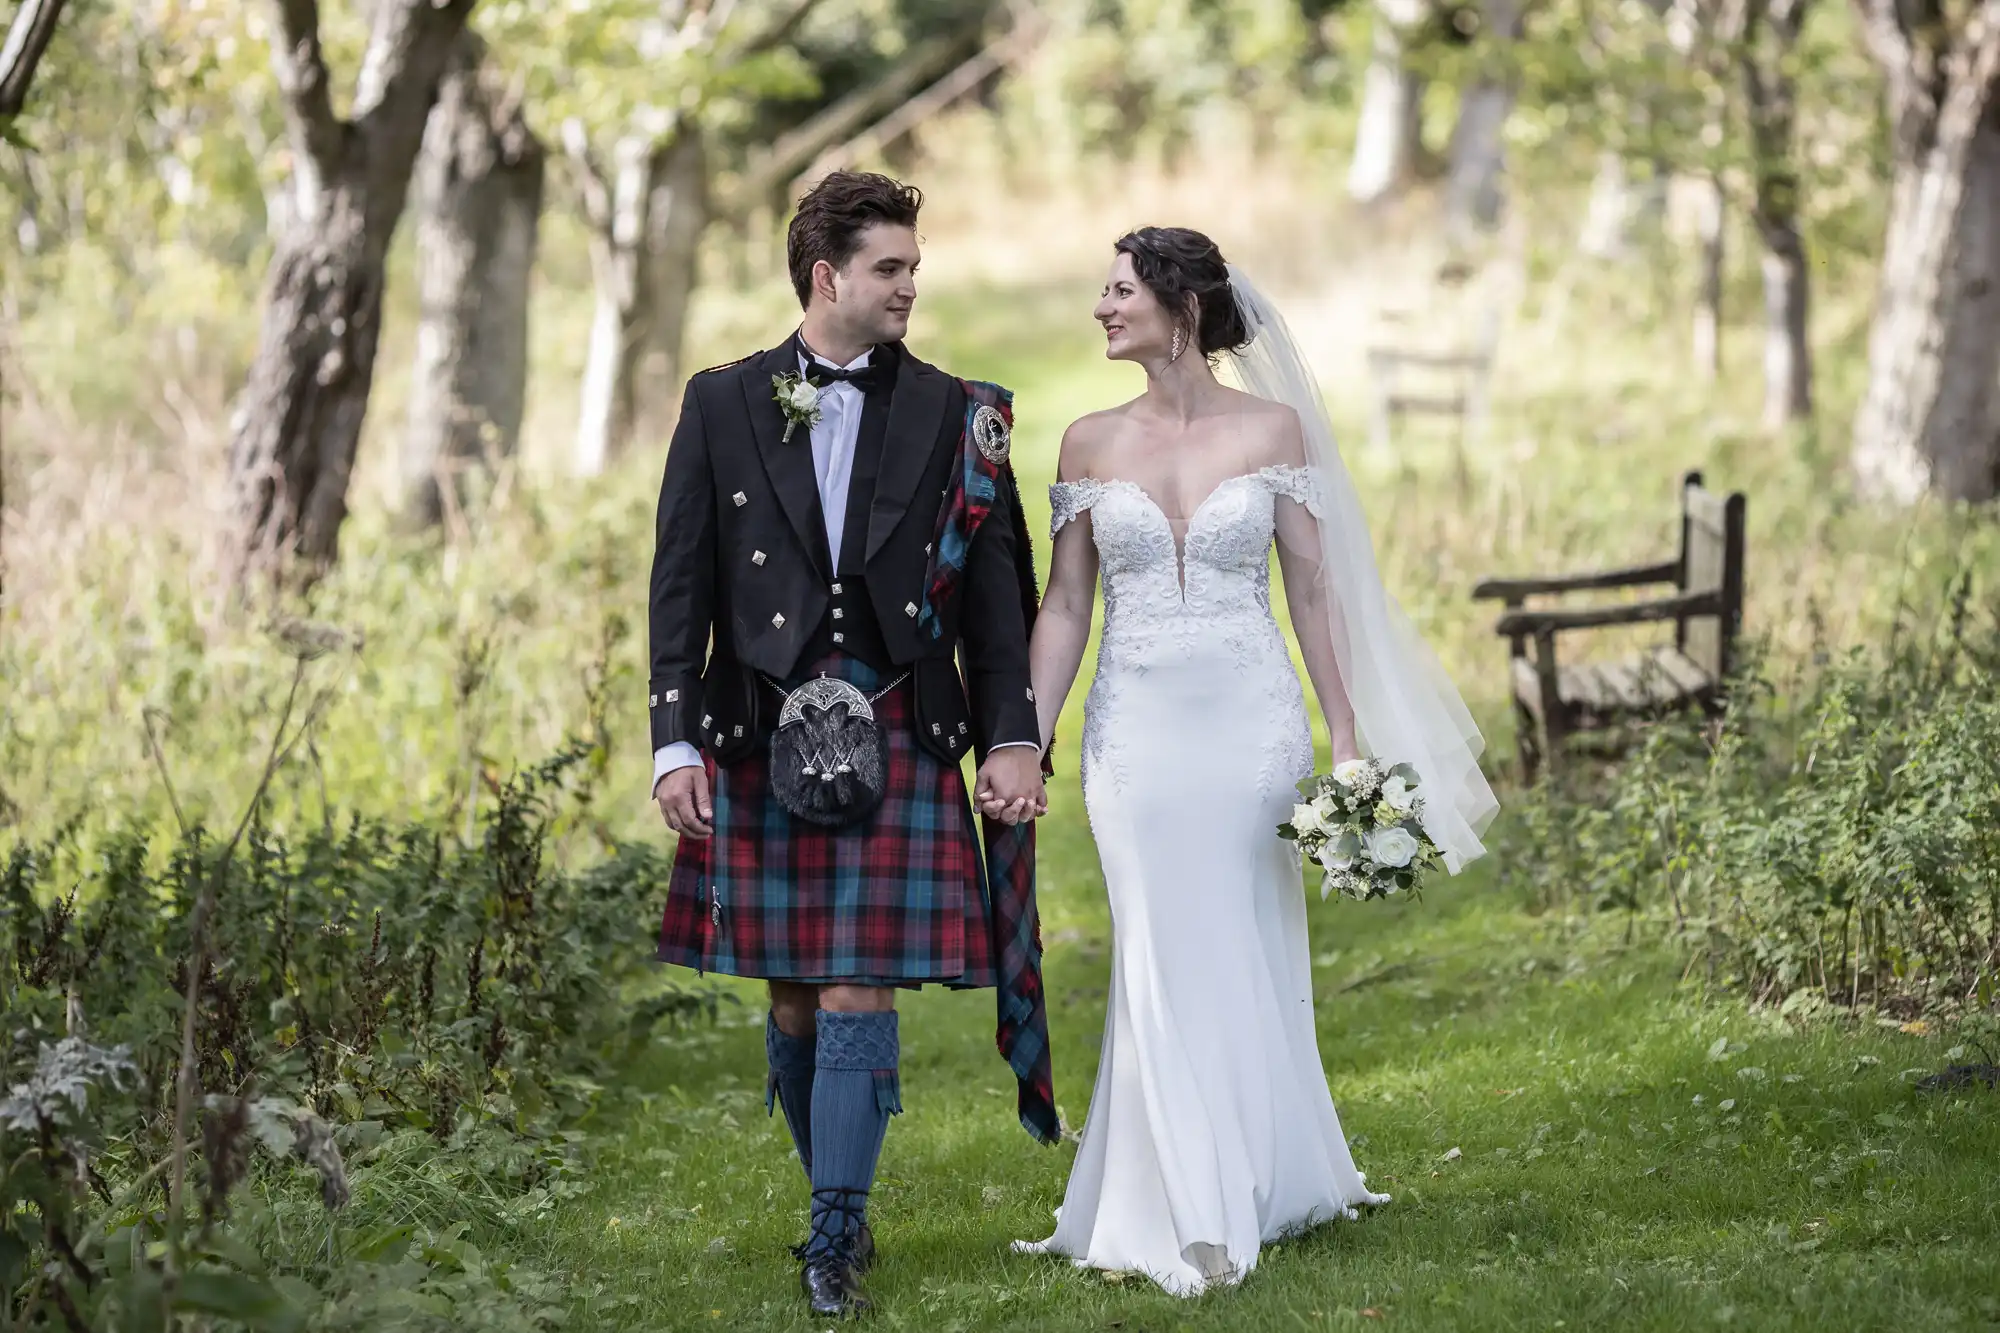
[1057,401,1139,481]
[1215,387,1307,466]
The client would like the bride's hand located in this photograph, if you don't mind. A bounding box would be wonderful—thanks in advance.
[975,747,1047,825]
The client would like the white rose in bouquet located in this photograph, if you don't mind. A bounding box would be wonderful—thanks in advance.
[1290,802,1325,837]
[1332,759,1371,787]
[1316,840,1355,872]
[1381,774,1418,815]
[1366,826,1421,869]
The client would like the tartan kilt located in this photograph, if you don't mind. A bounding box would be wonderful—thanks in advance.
[657,654,996,988]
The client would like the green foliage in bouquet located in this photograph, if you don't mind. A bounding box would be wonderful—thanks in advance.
[1278,758,1445,901]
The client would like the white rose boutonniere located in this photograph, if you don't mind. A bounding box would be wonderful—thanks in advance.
[772,372,824,443]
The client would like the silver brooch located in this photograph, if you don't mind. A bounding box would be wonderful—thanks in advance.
[778,676,876,730]
[972,404,1010,465]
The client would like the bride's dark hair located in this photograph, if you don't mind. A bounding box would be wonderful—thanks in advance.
[1112,226,1253,360]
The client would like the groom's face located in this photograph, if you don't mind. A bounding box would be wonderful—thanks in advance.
[818,222,920,345]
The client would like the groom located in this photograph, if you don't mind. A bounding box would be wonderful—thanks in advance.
[648,171,1058,1317]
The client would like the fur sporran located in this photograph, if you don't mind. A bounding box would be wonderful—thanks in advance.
[765,675,900,827]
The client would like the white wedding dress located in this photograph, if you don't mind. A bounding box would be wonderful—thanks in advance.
[1014,465,1389,1297]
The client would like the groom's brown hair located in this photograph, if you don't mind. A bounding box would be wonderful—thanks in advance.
[787,171,924,309]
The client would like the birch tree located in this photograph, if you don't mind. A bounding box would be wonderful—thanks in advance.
[1848,0,2000,502]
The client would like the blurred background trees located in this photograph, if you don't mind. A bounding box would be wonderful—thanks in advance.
[10,0,1988,570]
[0,0,1991,755]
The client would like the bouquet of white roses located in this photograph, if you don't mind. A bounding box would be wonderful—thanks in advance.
[1278,758,1442,901]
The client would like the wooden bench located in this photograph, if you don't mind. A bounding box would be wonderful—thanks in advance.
[1471,471,1745,781]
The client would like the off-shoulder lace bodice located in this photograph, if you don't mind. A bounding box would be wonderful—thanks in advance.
[1047,464,1323,794]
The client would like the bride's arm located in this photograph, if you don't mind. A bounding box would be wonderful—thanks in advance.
[1269,413,1362,765]
[1029,427,1101,750]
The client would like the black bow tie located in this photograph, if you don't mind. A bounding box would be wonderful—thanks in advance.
[808,358,892,394]
[796,334,895,395]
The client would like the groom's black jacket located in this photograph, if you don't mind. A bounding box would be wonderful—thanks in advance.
[648,339,1040,768]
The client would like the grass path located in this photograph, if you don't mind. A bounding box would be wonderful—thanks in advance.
[510,777,1999,1332]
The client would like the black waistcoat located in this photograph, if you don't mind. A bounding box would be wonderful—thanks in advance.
[797,363,893,670]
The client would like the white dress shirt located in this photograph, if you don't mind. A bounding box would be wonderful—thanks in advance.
[651,346,1035,797]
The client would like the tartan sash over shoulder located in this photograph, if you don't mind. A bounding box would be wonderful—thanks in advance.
[923,380,1059,1147]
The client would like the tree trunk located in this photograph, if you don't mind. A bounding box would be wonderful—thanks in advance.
[1741,0,1813,426]
[0,0,69,118]
[635,126,710,439]
[1,0,72,605]
[230,195,389,576]
[1578,150,1668,258]
[571,128,663,478]
[403,33,544,530]
[227,0,476,583]
[1443,0,1523,237]
[1348,0,1432,204]
[1755,225,1812,426]
[1691,174,1724,378]
[1852,88,2000,502]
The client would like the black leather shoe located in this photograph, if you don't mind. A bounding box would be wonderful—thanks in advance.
[792,1221,875,1272]
[800,1251,871,1318]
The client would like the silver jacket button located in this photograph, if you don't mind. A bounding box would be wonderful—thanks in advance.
[751,550,766,565]
[732,491,748,506]
[772,612,786,628]
[905,602,919,618]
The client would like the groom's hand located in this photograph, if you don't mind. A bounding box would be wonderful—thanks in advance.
[655,767,713,840]
[975,747,1047,826]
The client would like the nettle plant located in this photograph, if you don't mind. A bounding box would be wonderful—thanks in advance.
[0,627,704,1329]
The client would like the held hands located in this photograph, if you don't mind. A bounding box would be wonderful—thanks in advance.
[655,767,714,839]
[975,747,1048,826]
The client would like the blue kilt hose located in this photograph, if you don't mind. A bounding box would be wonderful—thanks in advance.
[657,654,997,989]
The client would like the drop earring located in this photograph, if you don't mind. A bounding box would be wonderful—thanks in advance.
[1168,326,1186,364]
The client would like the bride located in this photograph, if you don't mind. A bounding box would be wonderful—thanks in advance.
[1006,228,1497,1296]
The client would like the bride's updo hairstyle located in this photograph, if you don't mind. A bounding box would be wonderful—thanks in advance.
[1112,226,1254,362]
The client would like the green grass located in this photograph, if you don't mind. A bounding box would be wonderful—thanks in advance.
[506,832,2000,1332]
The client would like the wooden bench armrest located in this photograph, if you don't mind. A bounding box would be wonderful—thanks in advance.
[1496,589,1722,637]
[1472,560,1681,602]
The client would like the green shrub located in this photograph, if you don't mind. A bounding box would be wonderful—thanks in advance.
[0,739,707,1329]
[1501,572,2000,1020]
